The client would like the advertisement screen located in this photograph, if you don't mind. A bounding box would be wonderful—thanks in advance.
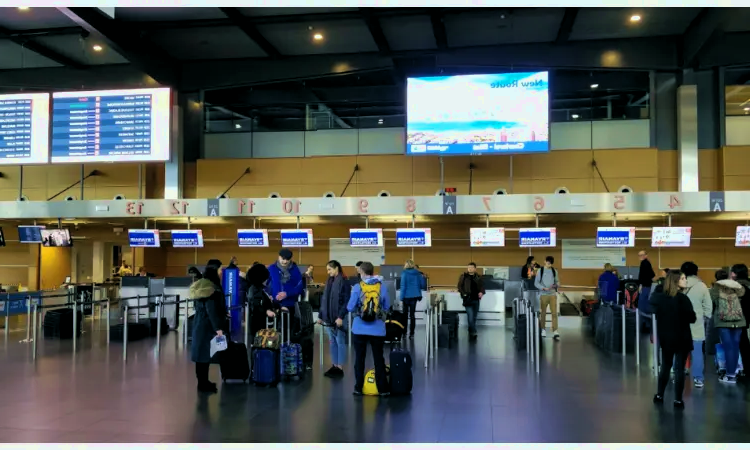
[736,226,750,247]
[128,229,160,248]
[41,229,72,247]
[651,227,692,248]
[470,228,506,247]
[18,225,45,244]
[0,93,50,165]
[51,87,171,163]
[406,72,549,155]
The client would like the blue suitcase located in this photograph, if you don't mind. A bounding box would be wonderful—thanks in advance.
[280,310,304,379]
[252,348,279,386]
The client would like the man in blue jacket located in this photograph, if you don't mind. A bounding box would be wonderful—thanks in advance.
[348,261,390,396]
[267,248,304,314]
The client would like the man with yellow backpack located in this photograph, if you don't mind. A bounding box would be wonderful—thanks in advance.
[347,261,391,396]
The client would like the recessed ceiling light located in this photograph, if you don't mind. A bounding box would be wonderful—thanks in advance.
[572,114,580,119]
[313,33,324,41]
[590,84,599,89]
[92,45,103,52]
[235,124,242,129]
[378,118,384,124]
[18,7,30,11]
[744,107,750,111]
[630,15,641,22]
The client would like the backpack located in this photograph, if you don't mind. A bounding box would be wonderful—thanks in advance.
[539,267,557,281]
[359,281,384,322]
[719,289,744,322]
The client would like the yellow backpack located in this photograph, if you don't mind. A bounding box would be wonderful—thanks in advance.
[363,365,390,396]
[359,281,384,322]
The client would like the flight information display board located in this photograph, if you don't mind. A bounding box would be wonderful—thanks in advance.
[0,93,50,165]
[51,88,171,163]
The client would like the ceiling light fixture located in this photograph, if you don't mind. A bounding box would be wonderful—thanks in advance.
[18,7,30,11]
[572,114,580,119]
[590,84,599,89]
[235,124,242,129]
[313,33,323,41]
[630,15,641,22]
[92,45,103,52]
[744,107,750,111]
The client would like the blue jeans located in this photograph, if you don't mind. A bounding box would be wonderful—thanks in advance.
[719,328,742,376]
[326,326,347,366]
[465,300,480,336]
[691,340,705,381]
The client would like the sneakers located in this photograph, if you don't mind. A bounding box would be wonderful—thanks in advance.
[653,394,664,404]
[673,400,685,409]
[324,366,344,378]
[197,382,218,393]
[469,334,478,342]
[553,330,560,341]
[352,390,363,396]
[541,329,547,338]
[719,374,737,384]
[694,378,704,389]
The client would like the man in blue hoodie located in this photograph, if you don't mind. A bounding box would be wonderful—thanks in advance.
[267,248,305,318]
[347,261,390,396]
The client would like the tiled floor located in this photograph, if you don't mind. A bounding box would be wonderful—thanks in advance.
[1,314,749,443]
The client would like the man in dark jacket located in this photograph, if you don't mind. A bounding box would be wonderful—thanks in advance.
[731,263,750,376]
[637,250,656,331]
[457,262,485,341]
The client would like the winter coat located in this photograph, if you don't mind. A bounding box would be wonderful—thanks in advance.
[267,262,304,309]
[710,279,747,329]
[738,279,750,327]
[684,275,712,341]
[190,279,227,364]
[650,291,696,353]
[248,285,275,337]
[400,268,426,300]
[319,273,350,325]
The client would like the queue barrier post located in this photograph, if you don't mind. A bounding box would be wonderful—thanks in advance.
[106,299,111,344]
[621,303,626,357]
[635,307,640,366]
[534,311,540,374]
[4,294,10,339]
[651,313,658,378]
[123,304,129,362]
[31,303,38,361]
[183,296,189,348]
[155,296,163,357]
[244,301,250,348]
[529,301,535,364]
[347,314,352,347]
[319,324,324,367]
[72,297,77,352]
[424,304,431,369]
[23,297,31,343]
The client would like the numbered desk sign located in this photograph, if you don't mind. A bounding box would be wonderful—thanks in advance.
[651,227,691,248]
[519,228,556,248]
[596,227,635,248]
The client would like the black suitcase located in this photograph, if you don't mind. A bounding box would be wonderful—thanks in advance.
[43,309,83,339]
[389,348,413,395]
[437,324,452,348]
[442,311,459,340]
[148,318,170,336]
[220,341,251,383]
[514,313,527,351]
[294,301,315,336]
[109,322,150,342]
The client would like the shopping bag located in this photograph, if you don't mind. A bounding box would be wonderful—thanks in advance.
[210,335,228,358]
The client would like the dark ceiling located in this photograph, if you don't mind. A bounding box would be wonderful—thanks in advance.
[1,7,750,130]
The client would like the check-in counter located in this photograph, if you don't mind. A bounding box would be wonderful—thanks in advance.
[164,277,193,330]
[120,276,151,322]
[437,290,505,327]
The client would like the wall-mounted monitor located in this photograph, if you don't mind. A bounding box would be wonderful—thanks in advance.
[651,227,692,248]
[0,93,50,165]
[280,229,314,248]
[171,230,203,248]
[396,228,432,247]
[18,225,45,244]
[596,227,636,248]
[519,228,557,248]
[51,87,171,163]
[238,229,269,247]
[349,228,384,247]
[470,228,506,247]
[41,229,72,247]
[128,229,160,248]
[736,226,750,247]
[406,72,549,156]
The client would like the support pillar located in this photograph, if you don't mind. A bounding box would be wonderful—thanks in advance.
[650,71,677,151]
[677,83,699,192]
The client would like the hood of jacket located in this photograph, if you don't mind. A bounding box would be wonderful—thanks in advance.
[362,276,382,285]
[716,279,744,293]
[190,278,218,299]
[403,268,420,275]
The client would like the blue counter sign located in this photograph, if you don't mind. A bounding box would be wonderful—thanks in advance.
[280,229,314,247]
[128,229,160,247]
[349,229,384,247]
[237,229,269,247]
[596,227,635,248]
[171,230,203,248]
[396,228,432,247]
[519,228,556,248]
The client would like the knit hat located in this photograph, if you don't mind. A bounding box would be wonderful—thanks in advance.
[279,248,293,260]
[206,259,223,269]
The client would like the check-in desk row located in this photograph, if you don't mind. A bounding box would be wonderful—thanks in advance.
[119,276,193,329]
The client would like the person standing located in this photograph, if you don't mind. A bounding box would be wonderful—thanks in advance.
[731,263,750,378]
[190,265,228,394]
[650,270,696,409]
[347,262,390,396]
[535,256,560,340]
[598,263,620,304]
[246,263,276,338]
[399,259,425,339]
[638,250,656,329]
[318,260,350,378]
[457,262,485,341]
[680,262,712,388]
[710,269,746,384]
[267,249,304,314]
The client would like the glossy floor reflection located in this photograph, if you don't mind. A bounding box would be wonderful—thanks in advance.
[1,315,750,443]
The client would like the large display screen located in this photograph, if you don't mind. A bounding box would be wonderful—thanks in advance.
[349,229,384,247]
[280,229,314,248]
[470,228,505,247]
[0,93,50,165]
[596,227,636,248]
[171,230,203,248]
[18,225,45,244]
[128,229,161,248]
[41,229,72,247]
[395,228,432,247]
[238,229,269,247]
[519,228,557,248]
[736,226,750,247]
[406,72,549,155]
[651,227,692,248]
[51,88,171,163]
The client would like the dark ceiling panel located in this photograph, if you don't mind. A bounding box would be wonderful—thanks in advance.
[30,33,128,66]
[113,7,226,22]
[146,26,267,60]
[0,39,62,70]
[0,7,76,30]
[256,19,379,56]
[570,7,702,41]
[239,7,359,17]
[380,15,436,52]
[445,9,564,47]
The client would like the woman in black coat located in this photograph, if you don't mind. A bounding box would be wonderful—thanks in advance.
[246,263,276,337]
[190,266,227,393]
[650,269,697,409]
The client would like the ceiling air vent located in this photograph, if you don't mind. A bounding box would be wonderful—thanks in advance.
[323,191,336,198]
[113,194,126,200]
[377,190,391,197]
[64,195,76,201]
[554,187,569,194]
[618,185,633,193]
[268,192,281,199]
[493,188,508,195]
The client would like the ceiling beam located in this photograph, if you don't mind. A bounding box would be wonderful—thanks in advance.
[219,7,282,59]
[57,7,180,86]
[0,26,85,69]
[682,7,733,69]
[555,7,579,44]
[0,26,84,39]
[360,8,391,55]
[430,12,449,50]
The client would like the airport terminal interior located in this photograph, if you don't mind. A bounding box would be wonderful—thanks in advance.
[3,5,750,444]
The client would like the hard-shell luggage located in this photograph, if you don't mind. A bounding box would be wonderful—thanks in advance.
[43,308,83,339]
[109,322,149,342]
[252,347,279,386]
[437,324,452,348]
[513,298,527,351]
[220,341,251,383]
[389,348,412,396]
[442,311,459,340]
[279,310,304,379]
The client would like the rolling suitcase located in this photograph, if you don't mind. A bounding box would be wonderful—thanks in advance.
[389,348,413,395]
[513,299,527,351]
[109,322,149,342]
[442,311,459,340]
[437,324,452,348]
[279,310,303,379]
[220,341,251,383]
[252,348,279,386]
